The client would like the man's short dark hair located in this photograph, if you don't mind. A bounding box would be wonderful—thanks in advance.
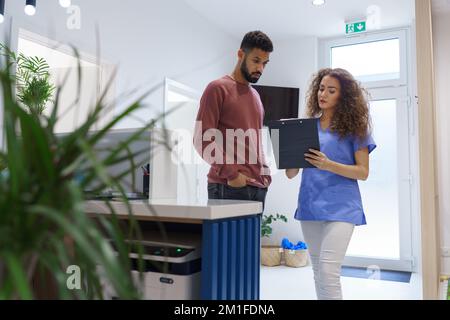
[240,31,273,53]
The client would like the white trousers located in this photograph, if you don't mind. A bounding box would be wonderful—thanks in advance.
[301,221,355,300]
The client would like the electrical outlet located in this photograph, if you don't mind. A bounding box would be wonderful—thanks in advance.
[442,247,450,257]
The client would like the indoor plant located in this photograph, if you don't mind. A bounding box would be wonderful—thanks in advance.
[0,43,55,115]
[261,214,288,267]
[261,214,288,239]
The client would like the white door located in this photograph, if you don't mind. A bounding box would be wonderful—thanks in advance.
[321,29,416,271]
[345,87,414,271]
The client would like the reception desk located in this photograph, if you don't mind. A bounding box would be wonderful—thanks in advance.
[85,199,263,300]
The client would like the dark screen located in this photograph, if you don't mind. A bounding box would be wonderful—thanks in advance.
[252,85,299,125]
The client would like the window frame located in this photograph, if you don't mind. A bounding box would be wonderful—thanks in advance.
[321,29,408,89]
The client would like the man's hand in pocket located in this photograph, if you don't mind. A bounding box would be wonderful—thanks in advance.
[227,173,255,188]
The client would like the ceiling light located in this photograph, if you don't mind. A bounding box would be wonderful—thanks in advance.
[25,0,36,16]
[312,0,325,6]
[59,0,71,8]
[0,0,5,23]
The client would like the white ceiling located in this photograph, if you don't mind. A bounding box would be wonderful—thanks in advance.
[183,0,416,40]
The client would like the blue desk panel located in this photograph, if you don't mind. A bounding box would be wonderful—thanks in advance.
[201,214,261,300]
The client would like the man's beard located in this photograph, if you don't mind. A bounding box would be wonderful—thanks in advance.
[240,57,262,83]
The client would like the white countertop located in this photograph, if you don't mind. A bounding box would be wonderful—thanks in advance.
[85,198,263,221]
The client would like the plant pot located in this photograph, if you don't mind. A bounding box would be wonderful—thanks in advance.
[261,245,282,267]
[284,248,308,268]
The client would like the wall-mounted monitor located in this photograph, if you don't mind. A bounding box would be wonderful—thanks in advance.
[252,85,299,126]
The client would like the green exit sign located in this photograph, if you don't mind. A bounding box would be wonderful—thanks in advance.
[346,21,366,34]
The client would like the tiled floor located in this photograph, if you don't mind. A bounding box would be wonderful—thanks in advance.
[261,265,422,300]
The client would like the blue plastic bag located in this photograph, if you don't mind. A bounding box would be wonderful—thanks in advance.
[281,238,308,250]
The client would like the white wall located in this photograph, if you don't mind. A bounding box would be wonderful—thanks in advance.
[257,37,319,246]
[0,0,236,131]
[432,10,450,275]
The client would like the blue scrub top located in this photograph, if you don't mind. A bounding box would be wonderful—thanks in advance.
[294,118,376,226]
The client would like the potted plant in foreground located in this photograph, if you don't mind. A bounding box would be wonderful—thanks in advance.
[261,214,288,267]
[0,43,175,299]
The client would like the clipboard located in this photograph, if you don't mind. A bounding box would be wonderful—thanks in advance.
[267,118,320,169]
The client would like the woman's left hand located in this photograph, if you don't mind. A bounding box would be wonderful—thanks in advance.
[304,149,331,170]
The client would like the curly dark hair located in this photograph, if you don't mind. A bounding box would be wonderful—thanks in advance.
[240,31,273,53]
[305,68,372,140]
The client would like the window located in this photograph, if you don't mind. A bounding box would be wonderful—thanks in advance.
[323,29,407,89]
[331,38,400,82]
[17,29,115,133]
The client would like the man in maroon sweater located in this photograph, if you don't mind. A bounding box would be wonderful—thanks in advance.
[193,31,273,209]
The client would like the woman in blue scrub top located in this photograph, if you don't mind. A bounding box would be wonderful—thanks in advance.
[286,68,376,300]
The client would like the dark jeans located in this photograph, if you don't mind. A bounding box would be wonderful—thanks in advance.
[207,183,268,212]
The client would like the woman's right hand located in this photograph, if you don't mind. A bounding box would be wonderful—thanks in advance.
[285,168,300,179]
